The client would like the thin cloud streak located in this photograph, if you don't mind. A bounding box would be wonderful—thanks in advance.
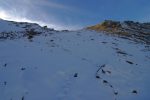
[0,9,72,30]
[0,0,80,30]
[34,0,71,10]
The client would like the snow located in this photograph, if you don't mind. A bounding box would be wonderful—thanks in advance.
[0,20,150,100]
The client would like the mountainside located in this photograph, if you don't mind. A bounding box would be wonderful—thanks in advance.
[0,19,150,100]
[0,19,55,40]
[87,20,150,44]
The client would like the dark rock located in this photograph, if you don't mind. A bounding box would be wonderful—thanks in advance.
[132,90,138,94]
[126,61,134,64]
[21,68,26,71]
[102,42,107,44]
[106,70,111,74]
[91,39,94,40]
[61,30,69,32]
[96,75,100,79]
[28,35,33,40]
[102,69,106,74]
[101,64,106,68]
[4,81,7,85]
[109,84,113,88]
[3,63,7,67]
[50,40,54,42]
[117,51,127,55]
[22,96,24,100]
[103,80,108,83]
[43,26,47,29]
[26,29,40,40]
[114,91,118,95]
[101,20,121,29]
[74,73,78,77]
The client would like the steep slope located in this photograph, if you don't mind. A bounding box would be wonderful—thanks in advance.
[87,20,150,44]
[0,19,150,100]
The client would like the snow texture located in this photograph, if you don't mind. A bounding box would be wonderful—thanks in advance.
[0,19,150,100]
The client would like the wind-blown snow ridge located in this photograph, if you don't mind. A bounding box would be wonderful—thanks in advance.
[0,19,150,100]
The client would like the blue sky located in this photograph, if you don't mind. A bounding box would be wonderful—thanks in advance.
[0,0,150,30]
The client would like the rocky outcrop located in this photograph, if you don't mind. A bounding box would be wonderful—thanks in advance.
[87,20,150,44]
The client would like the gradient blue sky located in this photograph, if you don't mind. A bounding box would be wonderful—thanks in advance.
[0,0,150,30]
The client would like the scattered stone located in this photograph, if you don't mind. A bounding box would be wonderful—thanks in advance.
[101,64,106,68]
[109,84,113,88]
[126,60,134,64]
[50,40,54,42]
[43,25,47,29]
[112,42,116,45]
[96,75,100,79]
[106,70,111,74]
[103,80,108,83]
[3,63,7,67]
[91,39,94,40]
[51,45,55,47]
[102,69,106,74]
[21,68,26,71]
[61,30,69,32]
[132,90,138,94]
[22,96,24,100]
[114,91,118,95]
[117,51,127,55]
[4,81,7,85]
[102,42,107,44]
[27,35,33,40]
[74,73,78,77]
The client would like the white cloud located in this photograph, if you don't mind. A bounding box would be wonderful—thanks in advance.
[0,0,80,30]
[0,9,65,30]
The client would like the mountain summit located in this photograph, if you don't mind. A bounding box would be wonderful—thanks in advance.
[87,20,150,44]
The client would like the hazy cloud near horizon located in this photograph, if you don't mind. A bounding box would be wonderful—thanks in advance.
[0,0,80,30]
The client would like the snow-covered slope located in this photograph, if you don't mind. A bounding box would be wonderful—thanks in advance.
[0,19,54,40]
[0,19,150,100]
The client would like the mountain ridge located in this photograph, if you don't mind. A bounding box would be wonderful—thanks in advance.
[1,19,149,45]
[87,20,150,44]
